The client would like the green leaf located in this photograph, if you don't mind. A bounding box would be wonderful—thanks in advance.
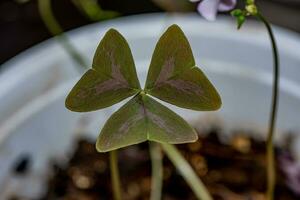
[96,94,198,152]
[66,29,141,112]
[231,9,246,29]
[145,24,221,111]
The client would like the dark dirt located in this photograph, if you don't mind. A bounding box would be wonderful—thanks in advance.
[40,129,299,200]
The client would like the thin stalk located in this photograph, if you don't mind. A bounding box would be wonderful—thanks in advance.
[37,0,87,70]
[161,143,213,200]
[149,142,163,200]
[71,0,118,21]
[109,150,122,200]
[256,13,280,200]
[38,1,122,199]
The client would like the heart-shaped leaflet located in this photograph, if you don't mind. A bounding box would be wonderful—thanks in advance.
[145,24,221,111]
[96,94,197,152]
[66,29,141,112]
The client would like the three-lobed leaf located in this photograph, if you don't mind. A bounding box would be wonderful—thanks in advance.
[65,29,141,112]
[65,24,222,151]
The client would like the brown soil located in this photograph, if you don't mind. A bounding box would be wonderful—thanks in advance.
[41,129,299,200]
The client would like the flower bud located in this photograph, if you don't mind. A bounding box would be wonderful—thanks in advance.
[246,4,258,15]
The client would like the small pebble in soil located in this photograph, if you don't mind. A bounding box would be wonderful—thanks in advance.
[231,134,251,154]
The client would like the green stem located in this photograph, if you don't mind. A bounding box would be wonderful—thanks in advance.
[109,150,122,200]
[161,143,213,200]
[71,0,118,21]
[149,142,163,200]
[37,0,87,70]
[256,13,279,200]
[38,2,122,199]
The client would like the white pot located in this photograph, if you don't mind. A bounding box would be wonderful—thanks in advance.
[0,13,300,199]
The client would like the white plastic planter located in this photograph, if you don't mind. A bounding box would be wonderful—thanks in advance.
[0,13,300,199]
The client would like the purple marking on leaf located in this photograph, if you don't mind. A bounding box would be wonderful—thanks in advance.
[147,111,175,135]
[118,107,144,134]
[155,57,175,86]
[76,89,89,99]
[103,106,145,148]
[166,79,204,96]
[146,109,191,141]
[93,53,130,95]
[108,50,129,86]
[95,79,127,94]
[76,79,127,99]
[76,50,131,99]
[153,56,205,97]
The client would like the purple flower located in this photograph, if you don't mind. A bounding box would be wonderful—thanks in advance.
[191,0,237,21]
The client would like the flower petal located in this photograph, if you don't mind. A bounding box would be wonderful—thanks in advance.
[218,0,237,12]
[197,0,220,21]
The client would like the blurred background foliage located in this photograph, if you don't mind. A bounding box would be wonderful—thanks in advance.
[0,0,299,65]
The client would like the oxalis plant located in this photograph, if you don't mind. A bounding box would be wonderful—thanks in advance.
[39,0,280,199]
[65,24,221,200]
